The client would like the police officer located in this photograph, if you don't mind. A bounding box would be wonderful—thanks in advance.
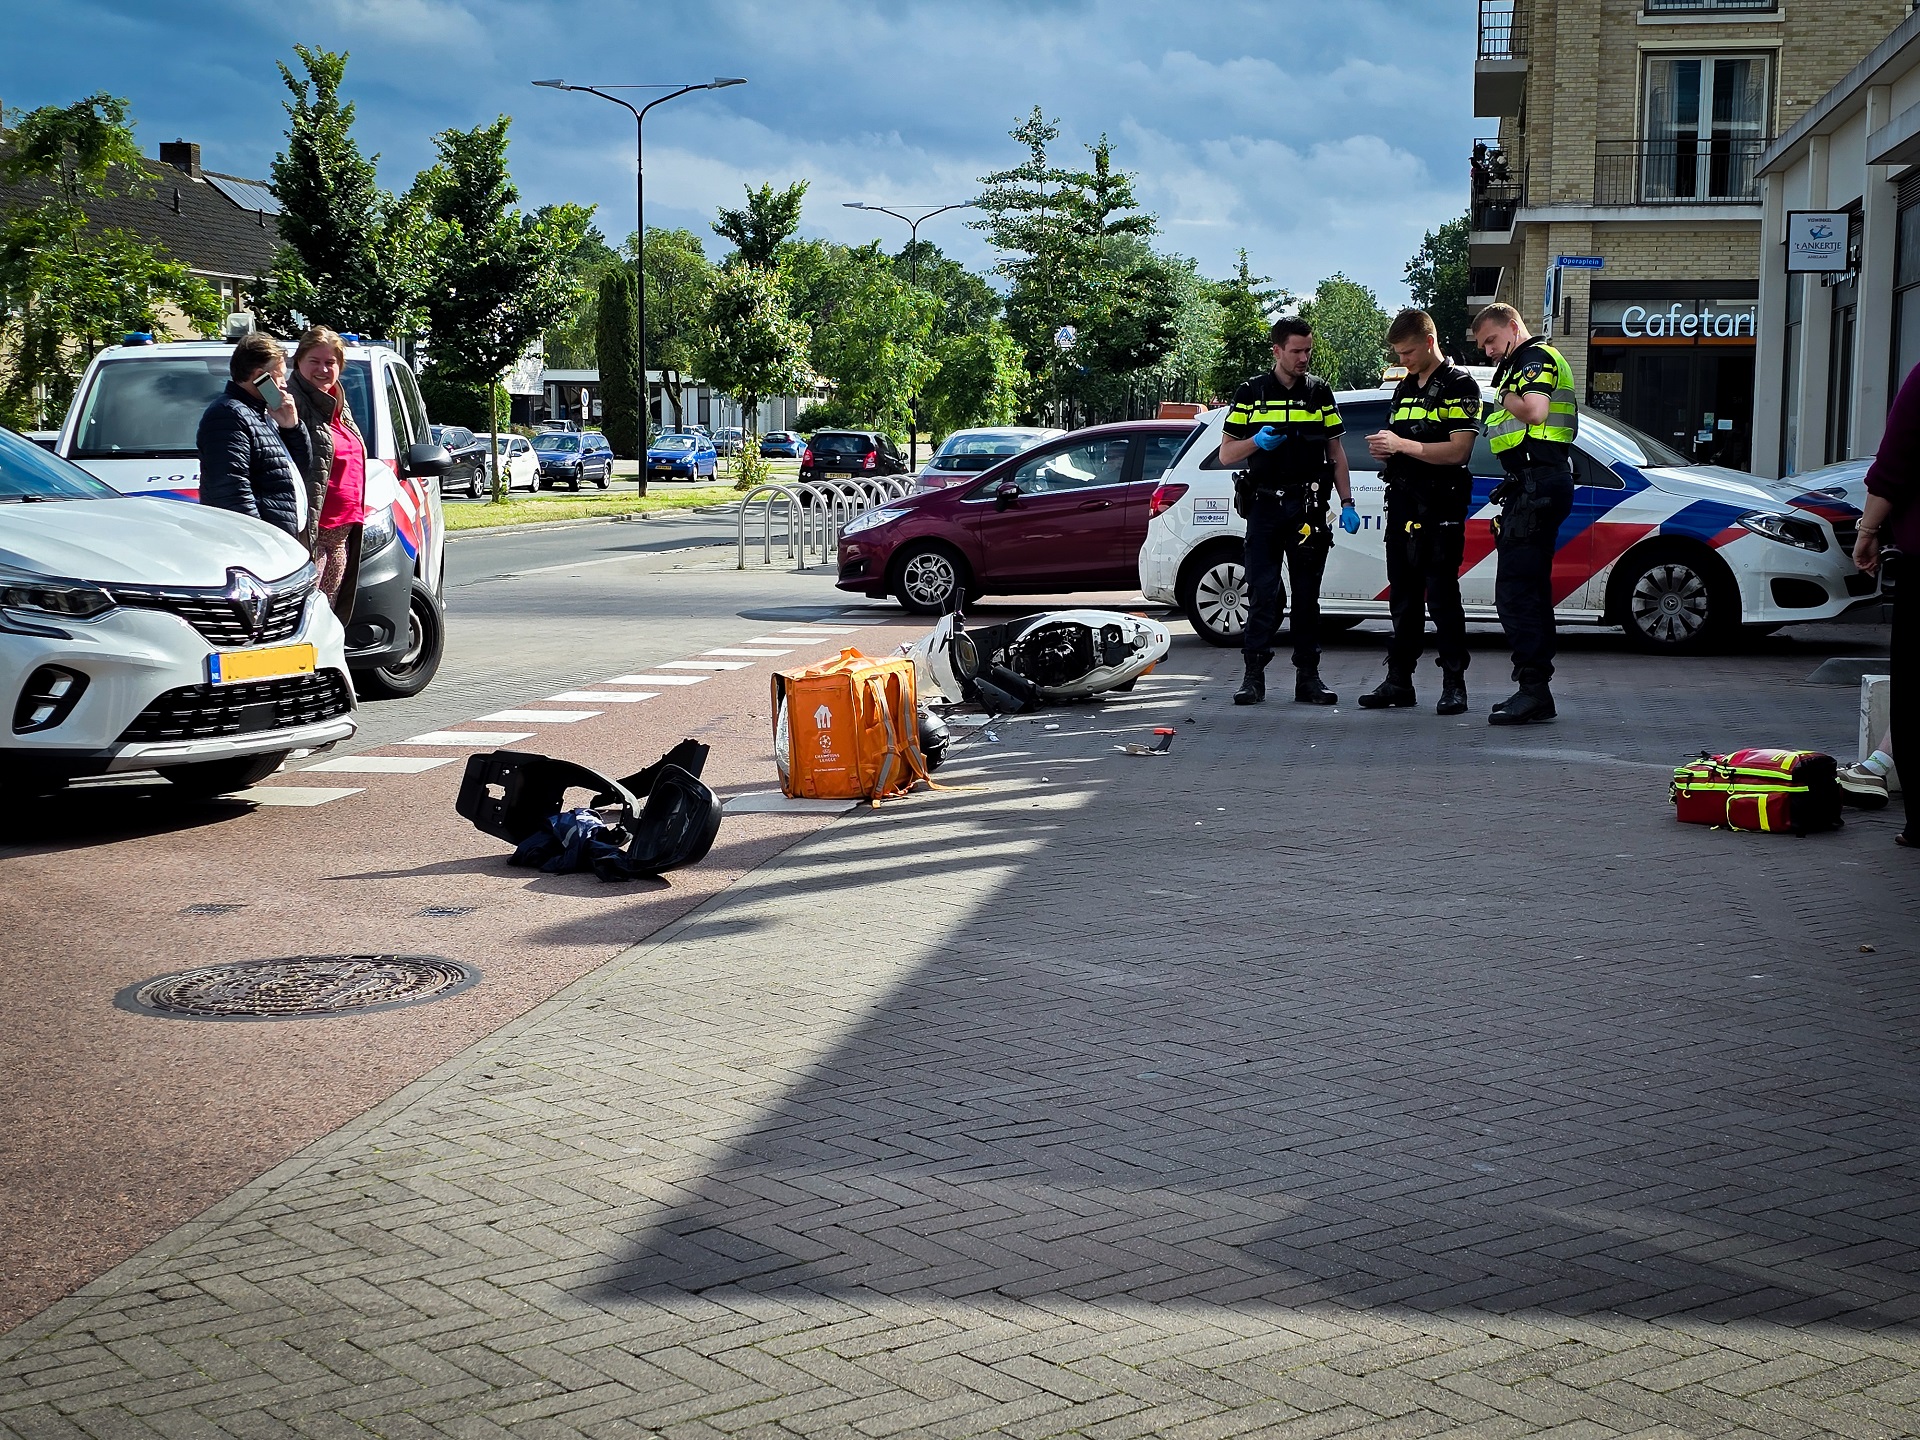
[1361,309,1482,715]
[1471,303,1577,725]
[1221,316,1358,705]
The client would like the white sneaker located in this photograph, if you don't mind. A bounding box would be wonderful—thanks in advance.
[1837,762,1890,809]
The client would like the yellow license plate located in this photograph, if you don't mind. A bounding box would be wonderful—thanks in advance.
[207,643,316,685]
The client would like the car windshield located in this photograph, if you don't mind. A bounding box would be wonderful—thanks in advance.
[1577,406,1694,469]
[540,435,579,451]
[931,435,1032,471]
[0,427,121,500]
[810,433,870,454]
[69,355,375,458]
[655,436,695,450]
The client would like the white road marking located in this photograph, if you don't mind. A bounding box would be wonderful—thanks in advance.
[828,616,892,624]
[230,786,364,806]
[605,674,707,685]
[399,731,535,746]
[301,755,454,774]
[659,660,752,671]
[479,709,600,723]
[704,647,792,657]
[548,690,657,702]
[778,626,859,635]
[746,636,823,645]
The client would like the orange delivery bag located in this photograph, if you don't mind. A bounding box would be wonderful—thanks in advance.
[772,649,928,803]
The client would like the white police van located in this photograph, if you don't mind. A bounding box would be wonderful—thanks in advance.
[57,335,448,697]
[1138,392,1877,653]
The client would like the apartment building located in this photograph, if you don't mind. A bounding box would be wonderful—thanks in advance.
[1469,0,1907,473]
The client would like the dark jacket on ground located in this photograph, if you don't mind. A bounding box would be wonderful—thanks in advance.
[288,368,365,617]
[1867,364,1920,556]
[197,382,311,541]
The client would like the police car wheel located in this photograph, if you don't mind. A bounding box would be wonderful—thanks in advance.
[352,581,447,699]
[1615,541,1732,654]
[893,544,968,615]
[1180,552,1249,648]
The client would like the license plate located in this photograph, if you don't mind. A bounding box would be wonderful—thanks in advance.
[207,643,316,685]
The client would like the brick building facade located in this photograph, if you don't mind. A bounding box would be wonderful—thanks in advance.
[1470,0,1906,471]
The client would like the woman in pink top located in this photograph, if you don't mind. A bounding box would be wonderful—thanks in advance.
[288,327,369,612]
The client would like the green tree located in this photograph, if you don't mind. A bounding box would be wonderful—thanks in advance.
[0,94,220,426]
[256,46,435,340]
[895,239,999,344]
[713,180,807,268]
[540,220,621,369]
[780,241,935,439]
[641,227,715,429]
[1405,214,1472,357]
[1208,250,1290,401]
[693,265,810,488]
[922,322,1023,436]
[1300,273,1391,390]
[595,264,640,458]
[414,117,591,497]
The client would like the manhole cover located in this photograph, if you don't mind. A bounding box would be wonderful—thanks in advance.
[120,955,476,1021]
[415,905,478,918]
[180,903,247,917]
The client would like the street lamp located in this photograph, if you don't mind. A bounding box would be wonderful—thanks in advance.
[842,200,974,470]
[535,76,746,489]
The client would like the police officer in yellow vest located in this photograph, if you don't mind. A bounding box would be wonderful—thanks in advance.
[1471,303,1578,725]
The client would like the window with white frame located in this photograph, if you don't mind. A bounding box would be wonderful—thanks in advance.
[1642,54,1770,201]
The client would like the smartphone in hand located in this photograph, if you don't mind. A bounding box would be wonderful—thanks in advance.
[257,374,285,410]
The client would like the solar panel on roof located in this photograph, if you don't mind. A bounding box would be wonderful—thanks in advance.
[205,174,283,215]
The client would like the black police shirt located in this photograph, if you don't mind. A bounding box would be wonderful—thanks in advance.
[1384,363,1482,520]
[1223,370,1344,489]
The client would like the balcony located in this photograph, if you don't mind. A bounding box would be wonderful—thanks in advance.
[1467,267,1504,310]
[1593,137,1766,206]
[1475,0,1528,117]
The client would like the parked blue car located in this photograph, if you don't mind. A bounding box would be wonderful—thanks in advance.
[759,430,805,458]
[647,432,719,481]
[534,430,614,490]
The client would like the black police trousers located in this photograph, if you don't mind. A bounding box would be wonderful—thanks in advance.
[1493,462,1576,679]
[1384,514,1468,675]
[1242,488,1331,669]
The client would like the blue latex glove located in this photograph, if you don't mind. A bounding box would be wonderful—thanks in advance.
[1251,425,1285,452]
[1339,502,1361,535]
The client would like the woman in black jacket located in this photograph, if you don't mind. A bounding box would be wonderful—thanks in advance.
[196,332,310,540]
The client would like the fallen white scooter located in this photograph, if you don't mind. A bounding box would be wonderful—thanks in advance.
[907,608,1172,713]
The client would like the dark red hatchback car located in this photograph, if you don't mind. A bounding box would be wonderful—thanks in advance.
[836,420,1196,613]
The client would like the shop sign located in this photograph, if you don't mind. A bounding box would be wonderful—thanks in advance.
[1785,211,1849,272]
[1590,298,1756,341]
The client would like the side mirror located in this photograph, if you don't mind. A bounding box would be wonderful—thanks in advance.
[995,481,1020,512]
[405,441,454,477]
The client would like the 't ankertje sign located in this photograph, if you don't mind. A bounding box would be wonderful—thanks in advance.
[1786,211,1848,272]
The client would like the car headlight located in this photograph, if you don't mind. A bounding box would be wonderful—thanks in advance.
[1738,511,1827,551]
[842,506,910,537]
[361,503,397,556]
[0,566,115,620]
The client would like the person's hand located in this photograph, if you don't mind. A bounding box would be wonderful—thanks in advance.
[1853,526,1882,575]
[1251,425,1285,452]
[1366,429,1402,459]
[1339,502,1361,535]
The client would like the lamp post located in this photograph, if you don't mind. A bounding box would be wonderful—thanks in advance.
[535,76,745,489]
[842,200,973,470]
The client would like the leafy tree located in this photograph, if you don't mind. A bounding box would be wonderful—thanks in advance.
[895,239,999,343]
[540,219,620,369]
[595,264,640,458]
[780,241,935,438]
[1300,273,1392,390]
[0,94,220,427]
[256,46,434,341]
[414,117,591,497]
[1208,250,1290,401]
[641,227,714,429]
[713,180,807,268]
[1405,214,1472,357]
[922,322,1023,437]
[693,265,810,487]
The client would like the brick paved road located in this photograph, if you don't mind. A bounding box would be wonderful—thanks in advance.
[3,633,1917,1437]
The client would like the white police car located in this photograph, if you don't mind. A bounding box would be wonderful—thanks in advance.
[1138,393,1877,653]
[1,427,355,797]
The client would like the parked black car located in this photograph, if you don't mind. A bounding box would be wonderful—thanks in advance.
[800,430,909,483]
[431,424,490,498]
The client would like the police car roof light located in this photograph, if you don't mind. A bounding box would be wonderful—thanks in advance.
[121,332,154,346]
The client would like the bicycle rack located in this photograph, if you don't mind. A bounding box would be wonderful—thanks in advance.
[736,483,805,570]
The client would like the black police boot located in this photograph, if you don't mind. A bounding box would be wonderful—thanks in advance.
[1294,669,1338,705]
[1488,670,1555,725]
[1232,653,1270,705]
[1357,666,1416,709]
[1436,665,1469,716]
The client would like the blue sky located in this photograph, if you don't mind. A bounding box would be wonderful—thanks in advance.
[1,0,1478,306]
